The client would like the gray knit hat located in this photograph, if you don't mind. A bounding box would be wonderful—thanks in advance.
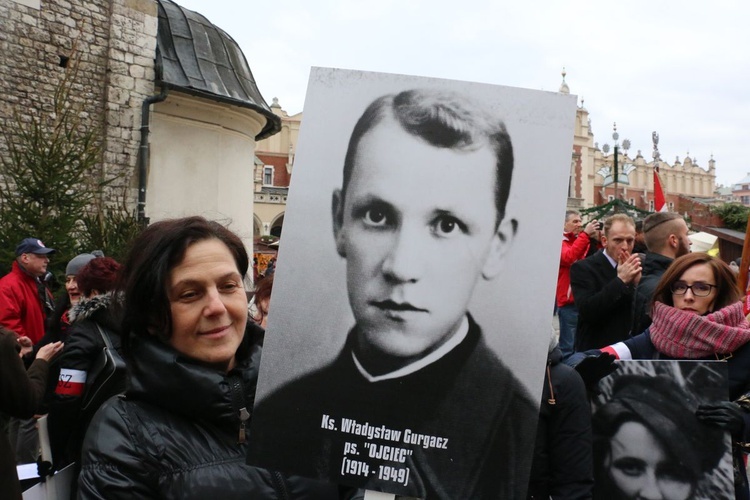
[66,252,102,276]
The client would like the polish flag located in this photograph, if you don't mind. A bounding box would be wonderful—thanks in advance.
[654,165,667,212]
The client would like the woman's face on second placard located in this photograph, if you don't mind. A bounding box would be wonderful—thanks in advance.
[167,239,248,372]
[607,421,693,500]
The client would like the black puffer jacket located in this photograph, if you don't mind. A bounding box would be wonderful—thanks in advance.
[78,324,338,499]
[48,292,123,469]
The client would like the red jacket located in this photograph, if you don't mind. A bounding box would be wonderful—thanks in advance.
[0,261,48,344]
[556,232,591,308]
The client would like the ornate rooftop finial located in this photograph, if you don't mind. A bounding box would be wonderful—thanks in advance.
[652,131,661,163]
[271,97,281,108]
[559,67,570,94]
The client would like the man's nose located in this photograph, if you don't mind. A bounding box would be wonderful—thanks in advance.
[381,230,424,283]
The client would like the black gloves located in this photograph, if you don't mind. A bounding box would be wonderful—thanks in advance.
[696,401,746,435]
[572,351,617,392]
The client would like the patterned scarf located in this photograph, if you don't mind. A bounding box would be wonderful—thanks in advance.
[649,301,750,358]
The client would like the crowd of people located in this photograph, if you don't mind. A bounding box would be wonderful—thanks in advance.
[556,209,750,499]
[1,208,749,499]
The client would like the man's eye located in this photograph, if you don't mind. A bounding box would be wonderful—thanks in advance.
[432,216,466,237]
[220,282,240,292]
[363,208,388,226]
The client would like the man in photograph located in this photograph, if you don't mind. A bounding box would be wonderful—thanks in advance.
[250,89,537,499]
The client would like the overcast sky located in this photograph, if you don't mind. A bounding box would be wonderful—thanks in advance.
[176,0,749,187]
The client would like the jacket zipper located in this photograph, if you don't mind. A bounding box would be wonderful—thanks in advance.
[229,374,250,443]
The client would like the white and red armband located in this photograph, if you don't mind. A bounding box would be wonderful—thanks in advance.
[55,368,87,397]
[601,342,631,360]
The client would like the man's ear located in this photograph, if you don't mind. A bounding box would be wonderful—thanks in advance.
[331,189,346,258]
[668,233,678,249]
[482,218,517,280]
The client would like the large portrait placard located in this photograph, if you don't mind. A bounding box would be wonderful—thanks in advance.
[592,360,733,499]
[248,68,578,497]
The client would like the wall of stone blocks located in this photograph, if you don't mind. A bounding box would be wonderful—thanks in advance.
[0,0,158,212]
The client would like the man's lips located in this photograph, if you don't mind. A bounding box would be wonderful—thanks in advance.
[370,299,427,313]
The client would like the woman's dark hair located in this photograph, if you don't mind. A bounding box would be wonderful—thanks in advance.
[251,273,274,325]
[592,374,724,498]
[652,253,741,310]
[119,216,249,351]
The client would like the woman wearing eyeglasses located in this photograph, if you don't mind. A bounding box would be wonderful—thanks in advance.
[594,253,750,499]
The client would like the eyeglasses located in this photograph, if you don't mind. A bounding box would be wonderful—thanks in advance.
[670,281,717,297]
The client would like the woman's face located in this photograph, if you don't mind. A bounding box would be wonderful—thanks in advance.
[607,421,693,500]
[256,298,269,329]
[65,275,81,305]
[672,263,717,315]
[167,239,247,372]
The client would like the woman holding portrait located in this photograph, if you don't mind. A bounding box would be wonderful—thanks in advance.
[77,216,337,499]
[589,253,750,499]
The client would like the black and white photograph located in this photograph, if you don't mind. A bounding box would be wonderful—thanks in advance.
[592,360,733,500]
[247,67,578,498]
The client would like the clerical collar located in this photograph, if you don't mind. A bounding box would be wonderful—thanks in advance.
[351,316,469,382]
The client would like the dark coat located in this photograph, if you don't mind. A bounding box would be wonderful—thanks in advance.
[250,316,538,499]
[527,346,593,500]
[48,292,123,469]
[570,250,636,351]
[631,252,673,336]
[77,324,337,499]
[0,329,50,500]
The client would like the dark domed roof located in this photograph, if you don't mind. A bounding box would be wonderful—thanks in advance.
[155,0,281,140]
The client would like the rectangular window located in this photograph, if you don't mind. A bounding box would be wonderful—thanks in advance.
[607,195,614,202]
[649,200,655,211]
[668,202,674,211]
[263,166,274,186]
[629,198,635,206]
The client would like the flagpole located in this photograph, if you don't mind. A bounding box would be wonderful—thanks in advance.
[652,132,667,212]
[739,217,750,294]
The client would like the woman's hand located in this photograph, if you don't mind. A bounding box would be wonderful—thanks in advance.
[36,341,63,362]
[696,401,745,435]
[17,335,33,357]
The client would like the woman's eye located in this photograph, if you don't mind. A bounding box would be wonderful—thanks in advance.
[613,458,646,477]
[178,291,199,301]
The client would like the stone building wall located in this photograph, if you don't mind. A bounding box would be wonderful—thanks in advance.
[0,0,157,210]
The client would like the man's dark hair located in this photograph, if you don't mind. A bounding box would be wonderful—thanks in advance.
[118,216,249,352]
[341,89,514,225]
[643,212,683,253]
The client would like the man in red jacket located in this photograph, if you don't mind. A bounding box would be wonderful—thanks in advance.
[556,211,598,359]
[0,238,56,346]
[0,237,56,463]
